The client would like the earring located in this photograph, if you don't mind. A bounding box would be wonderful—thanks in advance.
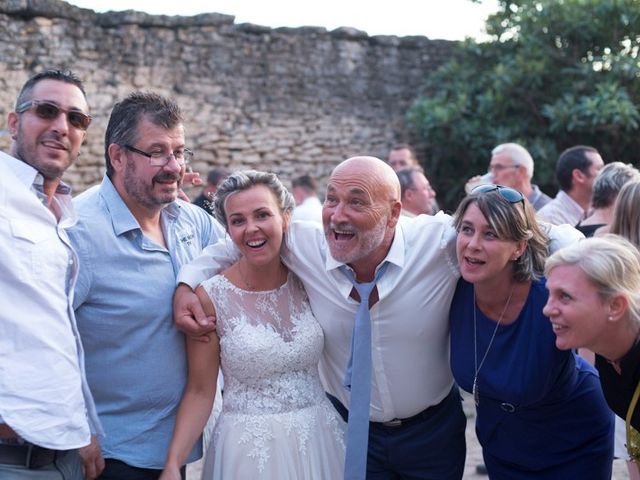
[608,315,613,321]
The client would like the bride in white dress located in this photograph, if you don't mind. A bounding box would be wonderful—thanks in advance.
[161,171,345,480]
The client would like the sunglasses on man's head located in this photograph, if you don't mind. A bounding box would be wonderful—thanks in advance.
[16,100,92,131]
[471,184,525,205]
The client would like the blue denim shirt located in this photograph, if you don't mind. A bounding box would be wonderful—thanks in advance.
[70,176,225,468]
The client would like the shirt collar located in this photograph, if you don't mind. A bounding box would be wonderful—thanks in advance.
[0,150,72,196]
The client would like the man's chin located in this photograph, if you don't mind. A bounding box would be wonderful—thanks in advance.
[327,243,355,264]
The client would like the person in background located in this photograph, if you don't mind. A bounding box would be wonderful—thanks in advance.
[465,143,551,211]
[537,145,604,225]
[0,69,102,480]
[396,166,437,217]
[70,91,224,479]
[387,142,419,171]
[545,235,640,470]
[161,170,345,479]
[606,181,640,245]
[291,173,323,223]
[577,162,640,237]
[193,168,228,215]
[451,184,614,478]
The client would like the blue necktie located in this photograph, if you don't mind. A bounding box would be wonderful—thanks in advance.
[340,262,389,480]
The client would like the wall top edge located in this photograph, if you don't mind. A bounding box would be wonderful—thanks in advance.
[1,0,453,44]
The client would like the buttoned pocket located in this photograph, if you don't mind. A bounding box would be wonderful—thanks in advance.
[9,219,70,286]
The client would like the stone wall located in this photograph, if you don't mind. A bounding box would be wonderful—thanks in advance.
[0,0,454,194]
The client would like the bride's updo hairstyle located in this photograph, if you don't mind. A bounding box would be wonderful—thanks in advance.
[212,170,296,229]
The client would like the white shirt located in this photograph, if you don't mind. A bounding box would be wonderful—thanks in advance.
[537,190,586,226]
[292,196,323,224]
[179,213,460,421]
[0,151,101,449]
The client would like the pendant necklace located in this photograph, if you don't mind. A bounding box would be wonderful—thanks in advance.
[472,283,515,406]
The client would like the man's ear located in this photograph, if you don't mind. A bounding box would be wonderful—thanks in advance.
[108,144,126,173]
[7,112,18,139]
[572,168,588,186]
[388,200,402,228]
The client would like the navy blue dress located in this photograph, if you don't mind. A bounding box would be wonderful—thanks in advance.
[450,278,614,479]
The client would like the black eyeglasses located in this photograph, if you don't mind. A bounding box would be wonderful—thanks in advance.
[16,100,92,131]
[124,144,193,167]
[471,184,525,205]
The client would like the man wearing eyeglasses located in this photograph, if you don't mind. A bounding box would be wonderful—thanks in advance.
[465,143,552,211]
[68,92,225,479]
[0,70,102,479]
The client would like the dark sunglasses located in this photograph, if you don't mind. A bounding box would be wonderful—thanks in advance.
[471,183,525,205]
[16,100,92,131]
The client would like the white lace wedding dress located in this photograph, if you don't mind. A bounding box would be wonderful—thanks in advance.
[199,272,346,479]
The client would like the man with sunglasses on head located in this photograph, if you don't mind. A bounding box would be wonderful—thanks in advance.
[68,91,224,479]
[0,69,102,479]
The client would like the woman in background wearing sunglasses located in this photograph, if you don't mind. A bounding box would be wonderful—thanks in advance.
[449,185,614,478]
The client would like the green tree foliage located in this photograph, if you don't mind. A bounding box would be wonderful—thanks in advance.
[408,0,640,209]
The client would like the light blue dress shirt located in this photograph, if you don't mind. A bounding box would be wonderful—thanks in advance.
[69,176,225,469]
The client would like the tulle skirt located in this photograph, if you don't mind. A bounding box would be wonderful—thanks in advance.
[201,401,345,479]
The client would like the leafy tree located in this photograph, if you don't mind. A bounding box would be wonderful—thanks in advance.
[408,0,640,210]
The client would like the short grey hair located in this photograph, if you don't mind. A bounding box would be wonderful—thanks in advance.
[213,170,295,228]
[545,235,640,326]
[591,162,640,209]
[492,143,534,179]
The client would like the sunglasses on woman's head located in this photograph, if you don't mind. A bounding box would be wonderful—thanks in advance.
[16,100,92,131]
[471,184,525,206]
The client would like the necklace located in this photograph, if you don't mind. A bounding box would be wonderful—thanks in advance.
[238,260,257,290]
[472,284,516,406]
[238,260,287,291]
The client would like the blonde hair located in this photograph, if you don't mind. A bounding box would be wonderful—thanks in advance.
[610,180,640,248]
[545,235,640,326]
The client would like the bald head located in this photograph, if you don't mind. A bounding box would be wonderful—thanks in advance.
[324,156,402,279]
[332,156,401,202]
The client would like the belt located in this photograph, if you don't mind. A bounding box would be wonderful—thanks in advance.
[0,443,59,469]
[327,387,457,429]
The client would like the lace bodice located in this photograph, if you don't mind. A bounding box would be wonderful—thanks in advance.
[202,272,326,415]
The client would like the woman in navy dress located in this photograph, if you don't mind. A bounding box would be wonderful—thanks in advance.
[450,184,613,478]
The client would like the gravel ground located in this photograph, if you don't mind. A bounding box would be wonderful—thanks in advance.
[187,391,630,479]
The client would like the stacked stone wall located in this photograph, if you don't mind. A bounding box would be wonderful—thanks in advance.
[0,0,454,194]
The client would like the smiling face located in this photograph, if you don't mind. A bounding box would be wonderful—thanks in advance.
[8,79,88,181]
[322,157,401,277]
[543,264,611,351]
[456,202,525,285]
[225,184,289,267]
[112,117,186,213]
